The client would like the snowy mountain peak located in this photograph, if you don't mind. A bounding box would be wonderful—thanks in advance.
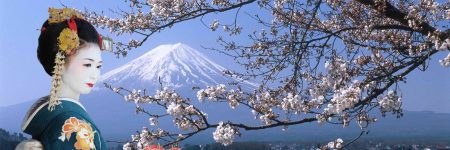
[136,43,200,61]
[99,43,257,91]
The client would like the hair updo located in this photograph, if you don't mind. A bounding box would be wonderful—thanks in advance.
[37,18,100,76]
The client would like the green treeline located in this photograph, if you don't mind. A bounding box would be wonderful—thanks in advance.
[0,128,28,150]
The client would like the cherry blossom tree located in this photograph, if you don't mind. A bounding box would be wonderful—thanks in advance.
[82,0,449,149]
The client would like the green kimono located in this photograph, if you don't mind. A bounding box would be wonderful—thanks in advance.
[21,97,107,150]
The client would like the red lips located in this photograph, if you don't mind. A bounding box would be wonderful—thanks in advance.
[86,83,94,88]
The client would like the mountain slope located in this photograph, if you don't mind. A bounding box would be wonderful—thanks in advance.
[99,43,258,91]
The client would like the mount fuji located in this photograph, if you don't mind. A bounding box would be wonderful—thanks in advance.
[81,43,261,142]
[98,43,258,92]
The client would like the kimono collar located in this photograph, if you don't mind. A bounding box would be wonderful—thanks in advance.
[58,97,86,110]
[21,97,87,133]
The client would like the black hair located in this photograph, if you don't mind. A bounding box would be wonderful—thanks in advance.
[37,18,100,76]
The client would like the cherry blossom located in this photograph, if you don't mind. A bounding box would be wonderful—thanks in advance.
[326,138,344,149]
[213,121,239,146]
[378,90,402,116]
[440,53,450,67]
[90,0,450,148]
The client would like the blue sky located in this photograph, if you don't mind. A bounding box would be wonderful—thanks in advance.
[0,0,245,106]
[0,0,449,113]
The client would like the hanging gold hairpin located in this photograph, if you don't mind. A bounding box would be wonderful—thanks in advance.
[47,8,83,111]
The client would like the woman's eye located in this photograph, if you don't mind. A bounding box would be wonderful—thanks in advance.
[83,64,92,67]
[97,65,102,69]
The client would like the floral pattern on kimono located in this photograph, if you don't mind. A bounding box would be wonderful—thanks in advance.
[21,97,107,150]
[59,117,97,150]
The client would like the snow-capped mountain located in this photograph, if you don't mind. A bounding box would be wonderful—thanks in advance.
[82,43,261,142]
[99,43,258,92]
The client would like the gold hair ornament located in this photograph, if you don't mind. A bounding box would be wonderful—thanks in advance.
[48,8,84,24]
[47,8,83,111]
[48,52,65,111]
[100,36,114,52]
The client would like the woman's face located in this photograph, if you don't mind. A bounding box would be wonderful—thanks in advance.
[62,43,102,95]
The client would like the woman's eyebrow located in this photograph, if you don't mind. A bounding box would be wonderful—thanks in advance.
[84,58,94,61]
[83,58,103,63]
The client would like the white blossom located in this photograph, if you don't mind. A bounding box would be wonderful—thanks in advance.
[210,19,219,31]
[147,0,187,18]
[124,89,142,103]
[167,102,184,117]
[259,113,272,125]
[174,117,192,130]
[122,142,133,150]
[436,38,450,51]
[197,84,227,102]
[197,89,207,102]
[149,117,158,126]
[131,134,139,141]
[227,89,243,109]
[341,113,350,127]
[177,134,185,139]
[185,105,196,114]
[439,53,450,68]
[137,127,154,149]
[281,93,302,114]
[251,110,258,117]
[213,121,237,146]
[212,0,229,6]
[325,82,361,114]
[324,60,332,70]
[447,9,450,20]
[154,87,178,102]
[316,114,331,124]
[378,90,402,114]
[326,138,344,149]
[113,88,120,93]
[310,58,352,105]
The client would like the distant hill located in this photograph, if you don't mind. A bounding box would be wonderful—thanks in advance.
[1,43,449,147]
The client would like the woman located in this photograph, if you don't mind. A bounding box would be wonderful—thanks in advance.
[16,8,111,150]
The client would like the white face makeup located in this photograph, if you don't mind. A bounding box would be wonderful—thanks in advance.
[59,43,102,99]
